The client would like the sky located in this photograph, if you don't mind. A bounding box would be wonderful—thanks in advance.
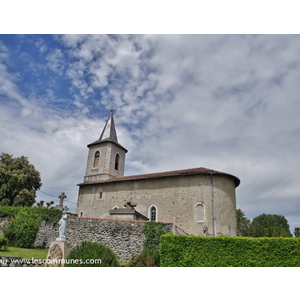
[1,34,300,234]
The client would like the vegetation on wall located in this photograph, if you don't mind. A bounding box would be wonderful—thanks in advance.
[128,221,166,267]
[143,221,166,251]
[160,233,300,267]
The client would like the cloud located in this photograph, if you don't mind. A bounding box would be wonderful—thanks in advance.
[1,34,300,233]
[45,48,65,75]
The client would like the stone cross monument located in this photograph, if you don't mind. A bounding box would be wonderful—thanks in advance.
[56,192,68,211]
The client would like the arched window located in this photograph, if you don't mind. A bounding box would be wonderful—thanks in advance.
[149,205,157,221]
[93,151,100,168]
[114,153,120,171]
[195,203,205,222]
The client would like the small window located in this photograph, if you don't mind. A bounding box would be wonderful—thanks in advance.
[195,203,204,222]
[114,153,120,171]
[98,190,104,200]
[93,151,100,168]
[80,211,84,217]
[149,205,157,221]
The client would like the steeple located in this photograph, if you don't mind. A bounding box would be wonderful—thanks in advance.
[84,109,127,182]
[99,108,118,143]
[87,109,127,152]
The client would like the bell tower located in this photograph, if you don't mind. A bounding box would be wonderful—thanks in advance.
[84,109,128,182]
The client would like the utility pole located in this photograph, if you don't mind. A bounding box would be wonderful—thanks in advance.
[211,173,217,236]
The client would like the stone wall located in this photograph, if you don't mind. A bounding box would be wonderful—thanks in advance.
[33,219,59,248]
[1,216,173,262]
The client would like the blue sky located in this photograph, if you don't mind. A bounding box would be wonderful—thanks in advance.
[1,34,300,235]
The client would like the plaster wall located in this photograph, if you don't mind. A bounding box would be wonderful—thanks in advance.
[77,174,237,236]
[84,142,126,182]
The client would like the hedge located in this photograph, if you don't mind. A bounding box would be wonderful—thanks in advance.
[0,206,62,248]
[0,206,62,224]
[160,233,300,267]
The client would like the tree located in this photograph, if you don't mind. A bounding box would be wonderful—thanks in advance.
[236,208,251,236]
[36,200,45,208]
[294,227,300,238]
[0,153,42,207]
[249,213,292,237]
[46,201,55,208]
[36,200,55,208]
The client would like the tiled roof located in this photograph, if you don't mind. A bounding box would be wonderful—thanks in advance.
[78,167,240,187]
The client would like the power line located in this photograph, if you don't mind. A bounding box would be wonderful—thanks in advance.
[37,190,57,198]
[64,199,77,204]
[42,185,78,191]
[37,190,77,204]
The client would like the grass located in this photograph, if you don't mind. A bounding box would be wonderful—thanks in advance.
[0,246,48,259]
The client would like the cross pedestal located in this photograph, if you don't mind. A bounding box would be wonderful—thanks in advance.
[46,241,70,267]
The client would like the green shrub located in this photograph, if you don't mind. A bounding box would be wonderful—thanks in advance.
[160,233,300,267]
[0,206,62,224]
[0,237,8,250]
[0,206,62,248]
[37,207,62,224]
[0,205,20,218]
[128,248,160,267]
[65,241,120,267]
[1,221,14,241]
[11,209,41,248]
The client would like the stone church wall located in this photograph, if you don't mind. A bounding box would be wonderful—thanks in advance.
[0,217,173,262]
[77,174,238,237]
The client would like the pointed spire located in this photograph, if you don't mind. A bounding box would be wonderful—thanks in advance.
[99,108,118,143]
[87,108,128,153]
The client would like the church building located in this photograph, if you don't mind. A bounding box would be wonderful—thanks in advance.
[76,110,240,236]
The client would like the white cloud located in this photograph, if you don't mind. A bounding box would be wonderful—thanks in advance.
[1,34,300,233]
[46,48,65,75]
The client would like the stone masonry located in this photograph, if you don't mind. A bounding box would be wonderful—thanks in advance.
[31,217,173,261]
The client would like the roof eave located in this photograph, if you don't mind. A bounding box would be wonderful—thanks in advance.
[87,139,128,153]
[78,168,240,187]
